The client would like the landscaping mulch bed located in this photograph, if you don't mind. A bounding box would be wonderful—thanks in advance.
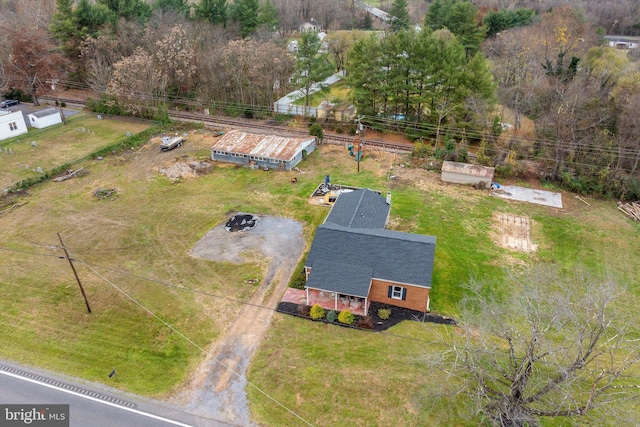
[276,301,456,332]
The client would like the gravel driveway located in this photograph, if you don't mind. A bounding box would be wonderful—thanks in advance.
[172,215,305,426]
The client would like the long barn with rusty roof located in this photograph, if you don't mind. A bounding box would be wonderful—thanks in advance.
[210,129,316,171]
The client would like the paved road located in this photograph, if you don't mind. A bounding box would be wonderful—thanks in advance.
[0,361,232,427]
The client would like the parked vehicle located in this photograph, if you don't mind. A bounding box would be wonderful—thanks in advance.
[0,99,19,108]
[160,136,184,151]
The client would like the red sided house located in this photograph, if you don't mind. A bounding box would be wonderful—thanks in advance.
[304,189,436,315]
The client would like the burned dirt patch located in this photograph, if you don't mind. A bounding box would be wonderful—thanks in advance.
[93,187,117,199]
[225,213,259,232]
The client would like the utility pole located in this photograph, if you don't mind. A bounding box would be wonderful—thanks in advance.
[57,233,91,314]
[355,115,365,172]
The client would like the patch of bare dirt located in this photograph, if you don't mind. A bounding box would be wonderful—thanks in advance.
[158,161,212,180]
[492,212,537,253]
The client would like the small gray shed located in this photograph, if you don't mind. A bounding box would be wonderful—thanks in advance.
[441,161,494,187]
[28,108,62,129]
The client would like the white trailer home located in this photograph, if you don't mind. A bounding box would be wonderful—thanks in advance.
[0,110,28,141]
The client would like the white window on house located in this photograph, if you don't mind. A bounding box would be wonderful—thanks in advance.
[389,285,406,300]
[9,122,18,131]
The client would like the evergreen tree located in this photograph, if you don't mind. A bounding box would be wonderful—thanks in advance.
[231,0,259,39]
[484,8,534,37]
[153,0,191,18]
[50,0,113,57]
[389,0,410,32]
[346,28,494,126]
[424,0,446,30]
[424,0,485,57]
[361,12,373,30]
[257,0,279,32]
[294,31,334,113]
[98,0,151,24]
[76,0,114,37]
[196,0,227,26]
[50,0,79,49]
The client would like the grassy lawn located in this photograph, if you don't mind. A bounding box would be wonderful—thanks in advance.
[247,157,640,424]
[0,112,150,189]
[1,115,639,423]
[292,81,351,107]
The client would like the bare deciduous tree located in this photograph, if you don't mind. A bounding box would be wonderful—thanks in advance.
[153,24,196,97]
[107,46,167,113]
[428,267,640,427]
[81,34,123,92]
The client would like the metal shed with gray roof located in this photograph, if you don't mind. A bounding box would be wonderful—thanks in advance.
[27,108,62,129]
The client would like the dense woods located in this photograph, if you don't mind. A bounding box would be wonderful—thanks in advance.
[0,0,639,198]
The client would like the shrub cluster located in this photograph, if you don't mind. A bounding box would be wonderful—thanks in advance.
[310,304,325,320]
[337,310,354,325]
[377,308,391,320]
[309,123,324,141]
[326,310,337,322]
[296,305,310,317]
[356,316,374,329]
[288,267,306,290]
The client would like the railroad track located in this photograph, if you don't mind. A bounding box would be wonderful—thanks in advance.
[54,97,414,153]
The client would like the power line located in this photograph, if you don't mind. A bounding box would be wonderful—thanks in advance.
[71,252,315,427]
[11,72,640,167]
[0,243,448,343]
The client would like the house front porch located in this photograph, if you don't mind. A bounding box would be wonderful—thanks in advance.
[281,288,369,316]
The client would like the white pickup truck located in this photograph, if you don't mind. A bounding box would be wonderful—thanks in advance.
[160,136,184,151]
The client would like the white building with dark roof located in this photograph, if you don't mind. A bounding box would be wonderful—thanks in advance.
[27,108,62,129]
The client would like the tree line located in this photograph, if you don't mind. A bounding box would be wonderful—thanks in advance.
[0,0,639,198]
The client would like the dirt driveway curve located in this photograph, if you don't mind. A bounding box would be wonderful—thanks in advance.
[170,215,305,426]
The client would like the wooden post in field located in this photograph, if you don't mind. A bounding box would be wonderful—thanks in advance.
[57,233,91,313]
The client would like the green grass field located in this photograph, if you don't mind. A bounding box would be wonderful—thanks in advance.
[0,112,150,188]
[0,114,639,423]
[292,81,351,107]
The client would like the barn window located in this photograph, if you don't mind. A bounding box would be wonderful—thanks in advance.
[388,285,406,300]
[9,122,17,131]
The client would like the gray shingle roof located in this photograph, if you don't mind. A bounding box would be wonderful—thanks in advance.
[30,108,60,118]
[324,189,389,229]
[306,222,436,290]
[306,260,373,297]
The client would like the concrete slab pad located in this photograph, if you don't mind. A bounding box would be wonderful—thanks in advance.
[491,185,563,208]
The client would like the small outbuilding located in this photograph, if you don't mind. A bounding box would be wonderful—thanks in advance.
[211,129,316,171]
[28,108,62,129]
[317,101,356,122]
[299,19,322,32]
[441,161,494,187]
[0,110,28,141]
